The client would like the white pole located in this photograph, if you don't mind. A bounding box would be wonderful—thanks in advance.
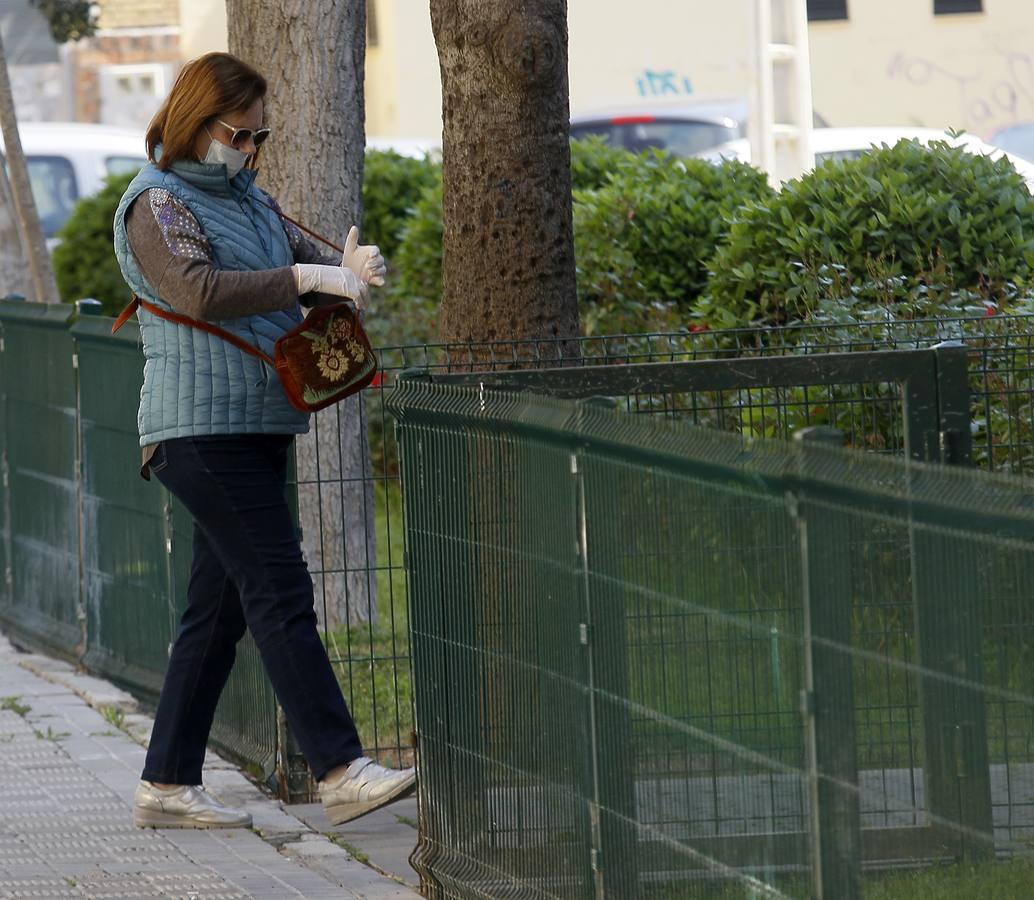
[750,0,777,185]
[789,0,816,177]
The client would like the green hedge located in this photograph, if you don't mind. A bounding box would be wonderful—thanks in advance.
[361,149,440,261]
[52,137,1034,341]
[698,138,1034,329]
[574,151,773,335]
[53,172,136,317]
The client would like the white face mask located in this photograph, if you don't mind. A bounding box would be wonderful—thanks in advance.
[203,127,250,178]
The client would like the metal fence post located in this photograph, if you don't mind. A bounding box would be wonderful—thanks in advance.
[932,343,972,467]
[911,341,992,860]
[794,426,862,900]
[575,407,639,897]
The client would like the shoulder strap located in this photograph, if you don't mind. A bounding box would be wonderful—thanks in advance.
[111,295,275,367]
[253,196,344,255]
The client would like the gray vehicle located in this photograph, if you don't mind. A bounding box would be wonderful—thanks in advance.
[570,98,829,157]
[570,99,745,156]
[990,122,1034,163]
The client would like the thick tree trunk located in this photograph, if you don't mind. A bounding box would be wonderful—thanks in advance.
[430,0,580,350]
[0,33,60,304]
[226,0,376,628]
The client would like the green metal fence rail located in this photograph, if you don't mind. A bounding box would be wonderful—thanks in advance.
[0,298,278,784]
[388,379,1034,899]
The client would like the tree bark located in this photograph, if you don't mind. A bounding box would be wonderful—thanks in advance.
[430,0,580,351]
[0,32,60,304]
[227,0,376,628]
[0,162,30,299]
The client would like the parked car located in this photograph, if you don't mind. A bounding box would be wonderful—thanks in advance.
[366,136,441,159]
[571,99,829,157]
[571,100,745,156]
[0,122,147,239]
[989,122,1034,163]
[697,127,1034,191]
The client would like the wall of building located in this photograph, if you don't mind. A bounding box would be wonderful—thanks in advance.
[368,0,1034,142]
[152,1,1034,144]
[809,0,1034,137]
[176,0,227,59]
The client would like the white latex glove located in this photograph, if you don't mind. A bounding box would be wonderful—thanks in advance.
[293,263,369,310]
[341,225,386,287]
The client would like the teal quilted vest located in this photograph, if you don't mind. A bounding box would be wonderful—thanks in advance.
[113,156,309,445]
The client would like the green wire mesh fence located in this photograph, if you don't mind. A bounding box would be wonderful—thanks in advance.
[8,296,1034,818]
[388,379,1034,899]
[298,312,1034,802]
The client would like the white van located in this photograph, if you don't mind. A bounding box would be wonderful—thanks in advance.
[0,122,148,239]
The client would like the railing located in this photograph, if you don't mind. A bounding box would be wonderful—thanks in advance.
[0,298,278,779]
[7,297,1034,812]
[388,379,1034,899]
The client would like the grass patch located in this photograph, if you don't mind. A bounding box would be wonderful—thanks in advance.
[329,834,370,865]
[1,696,30,717]
[35,725,70,742]
[323,479,414,767]
[99,704,125,730]
[865,856,1034,899]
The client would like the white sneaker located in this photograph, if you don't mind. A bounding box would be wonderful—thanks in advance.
[133,780,252,829]
[320,757,416,825]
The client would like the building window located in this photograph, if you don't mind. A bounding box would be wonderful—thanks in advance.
[934,0,982,13]
[807,0,848,21]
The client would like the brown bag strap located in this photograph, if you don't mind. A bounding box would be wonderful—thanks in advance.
[110,194,340,347]
[255,197,344,255]
[111,295,276,367]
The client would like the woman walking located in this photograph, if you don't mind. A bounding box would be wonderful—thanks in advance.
[113,52,413,829]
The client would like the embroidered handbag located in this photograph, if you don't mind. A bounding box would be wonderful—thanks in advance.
[112,296,377,412]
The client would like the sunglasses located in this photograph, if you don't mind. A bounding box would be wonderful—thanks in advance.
[215,118,272,149]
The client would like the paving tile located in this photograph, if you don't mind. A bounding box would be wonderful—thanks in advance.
[0,631,419,899]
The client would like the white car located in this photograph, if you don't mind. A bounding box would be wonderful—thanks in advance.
[697,127,1034,192]
[0,122,148,239]
[365,136,441,160]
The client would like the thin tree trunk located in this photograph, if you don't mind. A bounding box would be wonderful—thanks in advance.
[0,32,60,304]
[0,162,30,298]
[226,0,376,628]
[430,0,580,353]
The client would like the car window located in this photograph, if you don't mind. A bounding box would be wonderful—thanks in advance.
[25,156,79,238]
[616,120,740,156]
[106,156,147,177]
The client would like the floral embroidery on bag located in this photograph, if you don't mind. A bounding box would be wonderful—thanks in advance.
[310,312,364,383]
[316,348,349,382]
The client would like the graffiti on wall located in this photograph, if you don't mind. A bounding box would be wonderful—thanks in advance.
[636,69,694,98]
[887,50,1034,132]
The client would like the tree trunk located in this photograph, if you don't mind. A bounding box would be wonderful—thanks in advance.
[226,0,376,628]
[0,162,30,298]
[0,32,60,304]
[430,0,580,351]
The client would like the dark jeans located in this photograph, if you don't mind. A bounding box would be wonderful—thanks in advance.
[142,434,363,785]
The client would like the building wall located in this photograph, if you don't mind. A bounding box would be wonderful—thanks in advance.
[370,0,1034,142]
[97,0,179,30]
[164,1,1034,143]
[70,30,180,125]
[176,0,227,59]
[809,0,1034,137]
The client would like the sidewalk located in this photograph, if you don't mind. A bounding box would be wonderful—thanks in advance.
[0,632,421,899]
